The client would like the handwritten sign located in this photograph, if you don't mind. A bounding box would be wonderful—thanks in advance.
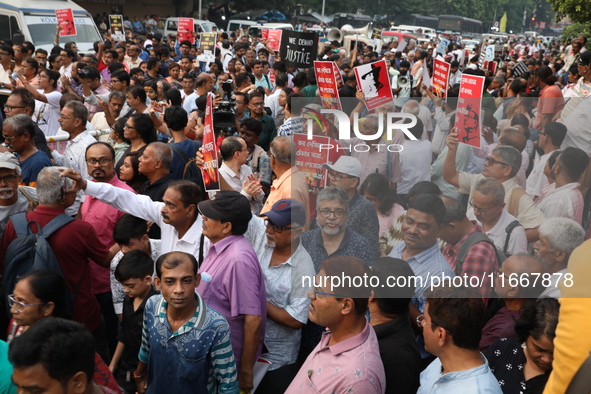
[314,61,341,110]
[454,74,485,148]
[267,30,282,52]
[280,31,318,68]
[432,58,451,97]
[293,134,331,189]
[109,15,125,41]
[354,59,393,111]
[201,93,220,191]
[178,18,195,44]
[56,9,76,37]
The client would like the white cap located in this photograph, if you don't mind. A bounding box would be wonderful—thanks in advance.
[0,152,19,170]
[323,156,362,178]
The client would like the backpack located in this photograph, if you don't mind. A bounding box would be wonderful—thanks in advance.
[170,143,207,201]
[3,212,78,316]
[455,232,507,276]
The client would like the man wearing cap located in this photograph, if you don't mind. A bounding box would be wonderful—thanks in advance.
[324,155,380,253]
[0,151,38,239]
[249,199,315,393]
[261,136,310,230]
[196,191,267,393]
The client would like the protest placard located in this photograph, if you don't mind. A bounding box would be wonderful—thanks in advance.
[396,39,407,53]
[261,29,269,41]
[483,60,498,75]
[280,31,318,68]
[109,15,125,41]
[333,62,344,89]
[436,38,449,56]
[432,58,450,97]
[199,33,216,64]
[454,74,485,148]
[512,61,529,78]
[314,61,341,110]
[484,45,495,61]
[178,18,195,44]
[201,93,220,192]
[293,134,331,189]
[354,59,393,110]
[56,9,76,37]
[267,30,282,52]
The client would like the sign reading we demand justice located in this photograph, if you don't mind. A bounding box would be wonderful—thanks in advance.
[280,31,318,68]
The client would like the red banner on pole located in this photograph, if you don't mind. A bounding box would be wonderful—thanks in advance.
[432,58,451,97]
[353,59,393,111]
[178,18,195,44]
[293,134,331,189]
[201,93,220,191]
[314,61,341,110]
[454,75,485,148]
[56,9,76,37]
[267,30,282,52]
[261,29,269,41]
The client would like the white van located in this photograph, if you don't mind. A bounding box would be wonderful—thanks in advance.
[0,0,101,53]
[164,18,218,37]
[226,19,257,33]
[247,23,293,37]
[391,25,436,39]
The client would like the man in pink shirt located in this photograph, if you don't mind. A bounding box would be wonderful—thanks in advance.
[80,142,135,355]
[533,66,564,131]
[286,256,386,394]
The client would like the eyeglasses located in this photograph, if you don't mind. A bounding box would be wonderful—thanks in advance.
[0,52,10,56]
[8,294,45,313]
[250,102,264,107]
[328,171,352,181]
[484,156,510,167]
[4,105,26,112]
[59,114,78,120]
[313,287,346,299]
[0,174,17,183]
[469,201,498,214]
[496,268,511,281]
[124,124,136,130]
[2,134,17,141]
[317,209,347,218]
[264,219,299,234]
[416,314,435,328]
[86,157,113,166]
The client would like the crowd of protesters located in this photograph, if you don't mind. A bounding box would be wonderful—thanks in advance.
[0,13,589,394]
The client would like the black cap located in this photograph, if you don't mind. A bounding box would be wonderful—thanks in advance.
[198,191,251,226]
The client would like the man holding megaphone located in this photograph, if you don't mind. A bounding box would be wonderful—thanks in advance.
[391,60,415,111]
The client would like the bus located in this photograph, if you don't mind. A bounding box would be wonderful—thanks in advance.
[437,15,483,37]
[333,13,373,29]
[393,14,438,30]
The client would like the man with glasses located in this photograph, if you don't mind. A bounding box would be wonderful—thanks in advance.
[468,178,528,256]
[125,44,142,69]
[4,89,52,160]
[444,132,545,243]
[2,115,51,186]
[196,191,266,393]
[34,49,48,68]
[174,40,195,62]
[247,91,276,152]
[246,199,314,393]
[80,141,135,357]
[233,92,249,125]
[323,155,380,252]
[219,136,265,214]
[417,284,501,393]
[286,256,385,394]
[52,101,96,215]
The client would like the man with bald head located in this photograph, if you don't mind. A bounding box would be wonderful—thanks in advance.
[183,73,215,114]
[480,254,548,350]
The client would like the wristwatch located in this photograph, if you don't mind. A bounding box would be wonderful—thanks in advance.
[132,371,145,379]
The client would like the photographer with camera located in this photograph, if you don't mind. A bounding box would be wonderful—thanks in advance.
[80,66,110,120]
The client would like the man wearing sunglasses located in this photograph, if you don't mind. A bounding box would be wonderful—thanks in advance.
[249,199,315,393]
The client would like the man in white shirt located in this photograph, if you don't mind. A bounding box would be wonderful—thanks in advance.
[218,136,265,214]
[398,119,431,195]
[51,101,96,215]
[467,177,528,256]
[534,217,585,298]
[536,147,589,225]
[526,122,566,199]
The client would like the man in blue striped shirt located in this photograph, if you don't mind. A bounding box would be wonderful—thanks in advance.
[134,251,239,394]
